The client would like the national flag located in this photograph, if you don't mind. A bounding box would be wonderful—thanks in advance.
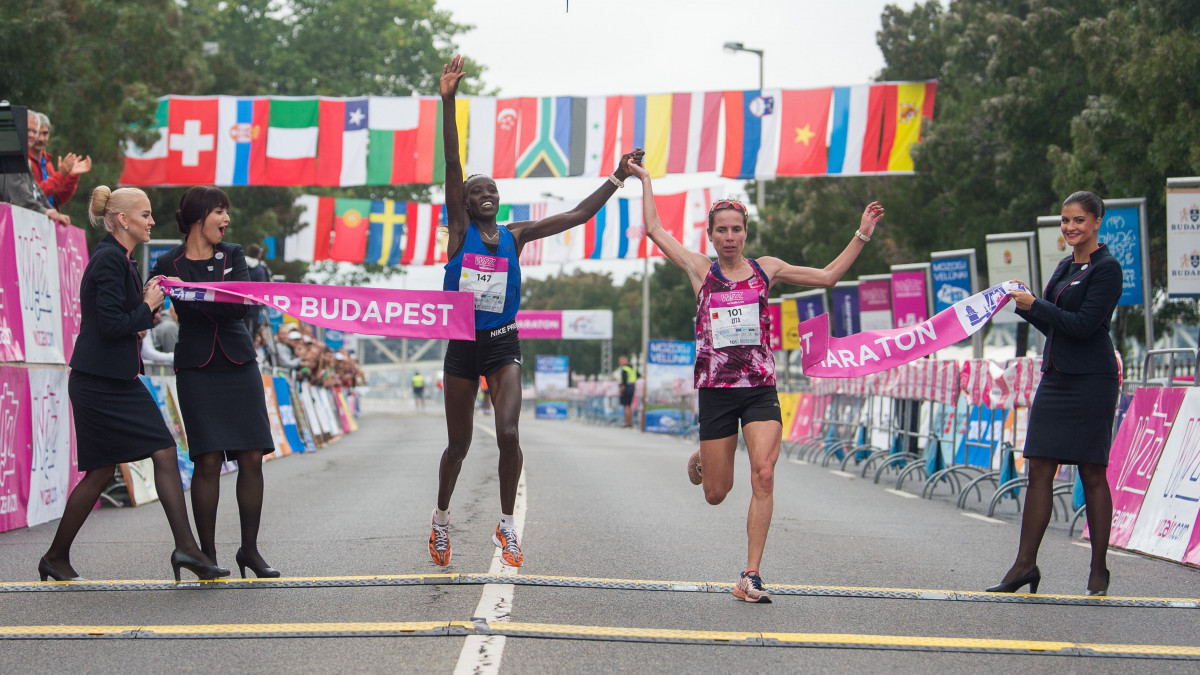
[400,203,445,266]
[465,96,496,177]
[721,90,774,180]
[774,88,834,176]
[582,95,621,178]
[216,96,268,186]
[287,195,322,263]
[121,98,169,185]
[492,97,535,179]
[328,198,371,263]
[264,98,319,185]
[166,97,219,184]
[639,94,673,178]
[826,84,872,175]
[316,97,368,186]
[366,199,405,265]
[585,198,643,260]
[685,187,717,255]
[859,84,896,173]
[667,92,721,175]
[886,81,937,171]
[539,201,580,263]
[509,204,547,266]
[515,97,570,178]
[647,191,687,258]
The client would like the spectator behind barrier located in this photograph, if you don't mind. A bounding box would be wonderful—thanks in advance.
[0,107,69,225]
[28,111,90,208]
[152,300,179,353]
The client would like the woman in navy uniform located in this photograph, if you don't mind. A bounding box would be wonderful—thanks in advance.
[40,186,225,582]
[989,191,1122,596]
[426,56,643,568]
[151,186,278,579]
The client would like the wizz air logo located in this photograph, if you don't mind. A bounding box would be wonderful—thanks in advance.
[0,382,20,489]
[1116,405,1173,496]
[1161,417,1200,503]
[31,381,61,485]
[58,239,85,334]
[16,226,55,322]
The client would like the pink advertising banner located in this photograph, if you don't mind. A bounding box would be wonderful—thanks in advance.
[515,310,563,339]
[0,366,31,532]
[1103,387,1188,549]
[56,224,88,364]
[890,270,929,329]
[857,279,893,331]
[162,280,475,340]
[26,367,71,527]
[0,205,25,362]
[787,392,814,442]
[1125,388,1200,562]
[767,304,782,351]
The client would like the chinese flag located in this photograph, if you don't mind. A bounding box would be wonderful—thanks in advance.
[776,88,832,176]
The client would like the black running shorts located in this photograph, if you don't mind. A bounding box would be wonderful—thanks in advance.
[444,321,523,381]
[697,386,782,441]
[619,384,635,407]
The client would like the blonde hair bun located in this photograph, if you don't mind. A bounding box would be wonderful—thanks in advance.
[88,185,112,228]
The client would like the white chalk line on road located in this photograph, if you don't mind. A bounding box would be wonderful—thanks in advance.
[454,421,526,675]
[829,470,856,478]
[884,489,919,499]
[1072,541,1136,558]
[961,513,1007,525]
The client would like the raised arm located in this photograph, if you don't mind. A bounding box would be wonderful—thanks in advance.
[509,149,644,248]
[758,202,884,288]
[628,162,711,294]
[440,56,469,252]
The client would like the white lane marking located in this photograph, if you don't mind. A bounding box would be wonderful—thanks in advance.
[1071,541,1135,558]
[885,489,918,499]
[829,470,856,478]
[454,423,526,675]
[962,513,1007,525]
[788,458,808,465]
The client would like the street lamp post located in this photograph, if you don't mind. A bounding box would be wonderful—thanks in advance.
[723,42,766,212]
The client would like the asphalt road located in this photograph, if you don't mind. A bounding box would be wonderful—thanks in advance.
[1,410,1198,673]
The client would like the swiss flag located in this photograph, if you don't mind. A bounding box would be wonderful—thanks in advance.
[167,98,218,184]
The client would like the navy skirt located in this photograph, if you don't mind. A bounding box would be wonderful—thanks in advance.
[1023,370,1120,466]
[69,370,175,472]
[176,350,274,459]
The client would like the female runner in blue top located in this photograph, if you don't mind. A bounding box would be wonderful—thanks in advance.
[429,55,642,567]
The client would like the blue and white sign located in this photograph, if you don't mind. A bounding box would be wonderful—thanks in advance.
[535,355,569,420]
[1100,207,1144,307]
[324,329,345,351]
[645,340,695,434]
[931,256,973,314]
[831,286,860,337]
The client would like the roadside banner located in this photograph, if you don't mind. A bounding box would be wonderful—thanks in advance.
[0,366,31,532]
[644,340,695,434]
[1125,388,1200,560]
[25,367,71,527]
[534,355,570,420]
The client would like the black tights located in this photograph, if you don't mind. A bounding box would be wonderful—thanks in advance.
[44,447,208,577]
[190,450,270,568]
[1003,458,1111,592]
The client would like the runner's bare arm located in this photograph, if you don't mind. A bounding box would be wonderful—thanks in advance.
[628,162,711,294]
[509,149,644,248]
[760,202,884,288]
[440,56,469,252]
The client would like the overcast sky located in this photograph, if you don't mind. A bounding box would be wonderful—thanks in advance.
[395,0,919,288]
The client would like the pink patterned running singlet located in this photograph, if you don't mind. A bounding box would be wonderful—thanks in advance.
[694,259,776,388]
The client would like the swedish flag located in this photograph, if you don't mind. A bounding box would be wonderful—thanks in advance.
[367,199,406,265]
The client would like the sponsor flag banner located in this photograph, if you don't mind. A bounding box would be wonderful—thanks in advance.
[931,256,972,314]
[831,284,860,338]
[261,374,293,459]
[1167,185,1200,298]
[11,206,65,364]
[1102,387,1188,550]
[1099,206,1145,307]
[0,205,26,362]
[0,366,31,533]
[645,340,696,434]
[1125,388,1200,561]
[857,279,892,331]
[798,282,1025,378]
[56,224,88,364]
[25,367,71,527]
[160,280,475,340]
[561,310,613,340]
[890,270,929,328]
[273,376,308,453]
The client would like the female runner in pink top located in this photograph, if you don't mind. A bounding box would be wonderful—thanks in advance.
[628,161,884,602]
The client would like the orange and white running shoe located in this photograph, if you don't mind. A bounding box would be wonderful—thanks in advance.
[732,571,771,603]
[493,525,523,567]
[687,449,703,486]
[429,514,451,566]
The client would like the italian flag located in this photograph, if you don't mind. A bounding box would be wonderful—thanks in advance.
[265,99,319,186]
[121,99,169,185]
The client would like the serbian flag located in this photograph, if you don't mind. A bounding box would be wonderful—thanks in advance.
[366,199,405,265]
[721,90,774,180]
[166,97,219,185]
[328,198,371,263]
[316,97,368,186]
[773,88,833,176]
[121,98,169,185]
[667,92,721,175]
[264,98,319,185]
[215,96,268,186]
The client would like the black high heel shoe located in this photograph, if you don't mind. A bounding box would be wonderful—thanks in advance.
[235,548,280,579]
[1086,569,1110,597]
[171,550,231,582]
[985,565,1041,594]
[38,557,82,582]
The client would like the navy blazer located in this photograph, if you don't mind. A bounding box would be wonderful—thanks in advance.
[149,242,256,369]
[1016,244,1122,374]
[69,234,155,379]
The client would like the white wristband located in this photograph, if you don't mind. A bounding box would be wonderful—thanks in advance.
[608,173,624,188]
[854,229,871,243]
